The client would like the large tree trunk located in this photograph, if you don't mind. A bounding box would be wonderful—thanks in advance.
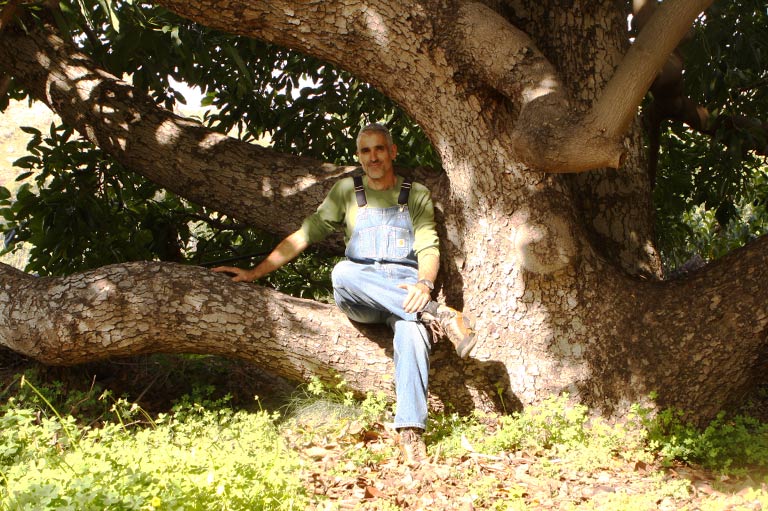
[1,0,765,423]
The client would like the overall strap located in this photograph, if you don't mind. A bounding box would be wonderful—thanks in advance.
[397,177,412,207]
[353,175,412,208]
[353,175,367,207]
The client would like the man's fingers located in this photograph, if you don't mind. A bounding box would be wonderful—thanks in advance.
[212,266,250,282]
[402,284,429,313]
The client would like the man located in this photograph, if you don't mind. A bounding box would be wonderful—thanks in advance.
[213,123,476,464]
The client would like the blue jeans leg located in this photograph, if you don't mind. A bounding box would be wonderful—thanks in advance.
[332,260,430,430]
[332,260,419,322]
[388,316,431,430]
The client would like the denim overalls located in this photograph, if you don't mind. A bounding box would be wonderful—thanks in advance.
[331,176,431,430]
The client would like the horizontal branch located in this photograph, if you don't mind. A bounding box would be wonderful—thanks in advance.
[0,261,491,412]
[620,234,768,418]
[0,261,393,388]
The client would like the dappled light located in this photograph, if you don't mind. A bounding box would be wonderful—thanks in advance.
[362,8,392,48]
[521,76,559,104]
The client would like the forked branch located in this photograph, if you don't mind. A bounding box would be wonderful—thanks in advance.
[455,0,712,173]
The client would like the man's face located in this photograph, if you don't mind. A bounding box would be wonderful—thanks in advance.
[357,131,397,182]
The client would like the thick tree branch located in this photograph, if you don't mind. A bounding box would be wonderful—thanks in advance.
[153,0,417,70]
[0,261,499,413]
[626,235,768,419]
[0,23,355,245]
[0,261,389,382]
[590,0,713,139]
[450,2,621,172]
[454,1,712,173]
[153,0,440,122]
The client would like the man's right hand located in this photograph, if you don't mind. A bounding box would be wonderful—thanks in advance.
[211,229,310,284]
[212,266,256,282]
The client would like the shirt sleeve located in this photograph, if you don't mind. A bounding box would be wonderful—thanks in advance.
[299,179,348,244]
[409,182,440,259]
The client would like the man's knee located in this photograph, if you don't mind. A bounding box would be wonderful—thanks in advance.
[331,260,358,289]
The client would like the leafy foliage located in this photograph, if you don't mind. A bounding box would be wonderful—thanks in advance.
[1,378,307,510]
[0,123,197,275]
[3,368,768,510]
[0,364,768,511]
[646,408,768,473]
[653,0,768,270]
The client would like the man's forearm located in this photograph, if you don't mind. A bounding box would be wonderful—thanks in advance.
[417,252,440,284]
[249,230,310,280]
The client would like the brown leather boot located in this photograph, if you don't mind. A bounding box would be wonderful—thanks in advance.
[421,303,477,358]
[398,427,427,465]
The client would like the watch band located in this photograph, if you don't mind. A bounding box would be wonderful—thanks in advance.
[417,279,434,291]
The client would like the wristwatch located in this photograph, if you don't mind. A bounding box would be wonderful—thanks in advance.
[417,279,434,291]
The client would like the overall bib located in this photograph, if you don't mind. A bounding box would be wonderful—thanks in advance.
[331,176,431,430]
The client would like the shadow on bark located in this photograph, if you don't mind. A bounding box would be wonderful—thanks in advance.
[348,321,521,416]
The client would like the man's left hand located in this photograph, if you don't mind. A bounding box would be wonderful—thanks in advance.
[399,282,431,313]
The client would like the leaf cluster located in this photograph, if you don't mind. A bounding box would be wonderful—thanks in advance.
[1,380,306,510]
[654,0,768,270]
[0,123,199,275]
[646,408,768,474]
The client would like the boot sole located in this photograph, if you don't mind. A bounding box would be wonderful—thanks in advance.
[455,313,477,359]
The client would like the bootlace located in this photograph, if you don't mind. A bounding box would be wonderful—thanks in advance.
[424,314,445,342]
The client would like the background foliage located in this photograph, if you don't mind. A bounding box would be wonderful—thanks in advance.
[652,0,768,272]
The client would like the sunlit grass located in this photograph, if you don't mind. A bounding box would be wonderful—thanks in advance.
[2,369,768,510]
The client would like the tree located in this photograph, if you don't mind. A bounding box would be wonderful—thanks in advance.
[1,0,766,424]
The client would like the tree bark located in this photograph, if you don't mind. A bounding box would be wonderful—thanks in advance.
[1,0,766,423]
[0,261,508,413]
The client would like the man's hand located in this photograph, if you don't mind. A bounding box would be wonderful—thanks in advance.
[212,266,257,283]
[399,282,431,313]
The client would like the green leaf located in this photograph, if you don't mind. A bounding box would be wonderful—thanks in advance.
[19,126,42,136]
[96,0,121,33]
[12,156,39,170]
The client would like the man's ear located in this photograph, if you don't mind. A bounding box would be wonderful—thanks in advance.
[390,144,398,159]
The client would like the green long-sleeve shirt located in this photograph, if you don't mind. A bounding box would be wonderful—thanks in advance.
[299,175,440,261]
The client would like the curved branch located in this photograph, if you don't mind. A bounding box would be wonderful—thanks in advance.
[0,261,495,413]
[454,1,712,173]
[590,0,713,141]
[153,0,436,115]
[0,23,354,243]
[0,261,392,386]
[450,2,622,172]
[628,235,768,419]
